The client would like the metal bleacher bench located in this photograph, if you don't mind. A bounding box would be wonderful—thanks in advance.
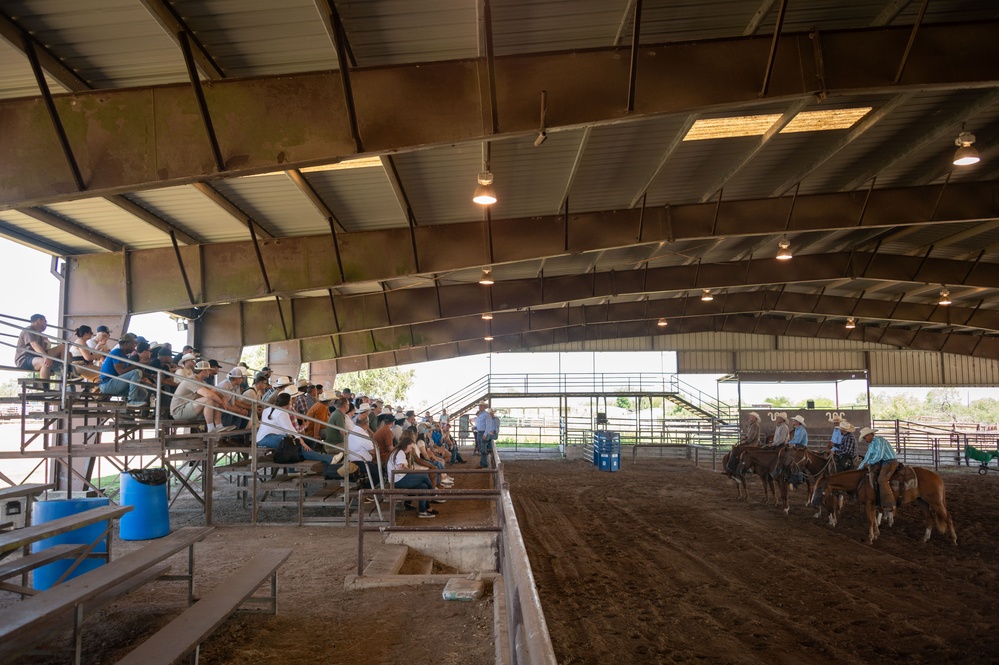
[0,526,214,665]
[115,547,293,665]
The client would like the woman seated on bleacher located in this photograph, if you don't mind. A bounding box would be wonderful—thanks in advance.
[387,435,439,519]
[256,393,333,465]
[69,326,101,381]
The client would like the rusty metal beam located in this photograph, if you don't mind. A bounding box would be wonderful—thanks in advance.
[15,207,122,252]
[218,254,999,347]
[75,181,999,311]
[4,21,999,209]
[305,313,999,369]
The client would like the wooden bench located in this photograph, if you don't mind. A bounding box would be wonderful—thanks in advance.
[0,483,54,532]
[115,547,293,665]
[0,525,214,664]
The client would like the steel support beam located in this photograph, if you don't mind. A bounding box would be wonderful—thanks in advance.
[312,313,999,371]
[0,11,90,92]
[212,254,999,348]
[69,181,999,312]
[4,21,999,209]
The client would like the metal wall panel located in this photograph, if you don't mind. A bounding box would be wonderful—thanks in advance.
[735,351,866,372]
[657,332,772,351]
[777,336,896,351]
[869,351,944,386]
[677,351,735,373]
[941,354,999,387]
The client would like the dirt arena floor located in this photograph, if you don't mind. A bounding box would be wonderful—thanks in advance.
[505,458,999,665]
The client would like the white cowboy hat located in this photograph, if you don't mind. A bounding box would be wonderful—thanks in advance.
[839,421,855,433]
[748,411,760,421]
[272,375,293,388]
[179,353,197,363]
[775,412,787,422]
[859,427,877,438]
[792,415,806,425]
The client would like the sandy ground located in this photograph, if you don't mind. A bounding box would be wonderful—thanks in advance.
[505,459,999,665]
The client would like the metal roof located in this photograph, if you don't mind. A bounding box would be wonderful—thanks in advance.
[1,0,999,367]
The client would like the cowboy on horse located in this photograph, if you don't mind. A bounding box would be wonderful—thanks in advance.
[857,427,899,510]
[827,420,857,472]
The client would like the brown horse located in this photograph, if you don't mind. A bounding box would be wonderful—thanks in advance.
[735,445,789,509]
[721,443,754,500]
[777,447,838,516]
[810,467,957,545]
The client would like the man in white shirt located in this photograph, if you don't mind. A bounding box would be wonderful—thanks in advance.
[474,402,489,454]
[347,411,380,489]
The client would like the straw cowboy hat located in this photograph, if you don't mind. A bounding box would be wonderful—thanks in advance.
[859,427,877,439]
[792,415,806,425]
[775,412,787,422]
[748,411,760,421]
[839,421,855,433]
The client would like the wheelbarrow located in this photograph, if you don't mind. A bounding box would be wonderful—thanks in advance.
[964,444,999,475]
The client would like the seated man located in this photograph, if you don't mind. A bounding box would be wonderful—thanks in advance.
[857,427,899,510]
[14,314,66,380]
[169,360,230,431]
[98,333,148,407]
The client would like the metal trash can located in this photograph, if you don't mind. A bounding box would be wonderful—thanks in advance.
[119,468,170,541]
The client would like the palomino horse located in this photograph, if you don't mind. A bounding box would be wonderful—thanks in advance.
[810,467,957,545]
[777,447,838,516]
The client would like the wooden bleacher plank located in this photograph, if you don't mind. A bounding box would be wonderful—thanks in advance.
[0,505,133,556]
[115,548,293,665]
[0,526,214,662]
[0,543,87,580]
[0,483,54,501]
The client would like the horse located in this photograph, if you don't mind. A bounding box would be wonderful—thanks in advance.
[721,443,754,500]
[735,445,789,509]
[775,446,837,516]
[810,466,957,545]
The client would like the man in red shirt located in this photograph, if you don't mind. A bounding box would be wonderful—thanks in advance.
[372,413,396,465]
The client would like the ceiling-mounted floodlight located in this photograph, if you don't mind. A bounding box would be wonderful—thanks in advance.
[484,335,494,341]
[954,128,980,166]
[776,237,793,260]
[845,317,856,329]
[478,268,494,285]
[473,171,497,205]
[938,289,952,306]
[481,312,494,320]
[701,289,714,302]
[657,317,668,327]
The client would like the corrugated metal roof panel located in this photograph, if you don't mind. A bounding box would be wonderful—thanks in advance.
[339,0,478,66]
[8,0,187,89]
[489,132,580,219]
[0,208,103,253]
[173,0,339,77]
[492,0,629,55]
[126,185,249,244]
[303,166,407,232]
[213,174,328,237]
[43,198,167,250]
[392,143,482,226]
[0,38,70,99]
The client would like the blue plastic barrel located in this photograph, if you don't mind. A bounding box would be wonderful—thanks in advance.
[119,469,170,541]
[31,497,109,591]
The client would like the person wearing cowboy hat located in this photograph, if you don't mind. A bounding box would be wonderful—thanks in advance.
[480,407,501,469]
[262,375,294,405]
[742,412,762,447]
[828,420,857,471]
[789,414,808,448]
[772,412,790,448]
[174,352,197,379]
[474,401,489,455]
[857,427,899,510]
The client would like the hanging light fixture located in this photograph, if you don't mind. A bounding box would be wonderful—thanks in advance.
[845,317,856,329]
[776,236,793,260]
[953,129,980,166]
[478,268,494,285]
[701,289,713,302]
[481,312,494,320]
[484,335,494,341]
[473,171,497,204]
[657,317,668,327]
[938,289,952,306]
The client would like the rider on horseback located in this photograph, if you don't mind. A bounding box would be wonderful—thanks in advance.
[828,420,857,472]
[857,427,899,510]
[772,412,790,448]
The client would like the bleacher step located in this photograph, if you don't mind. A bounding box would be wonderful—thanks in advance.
[362,545,409,577]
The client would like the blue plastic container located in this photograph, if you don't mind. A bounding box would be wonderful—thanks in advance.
[119,469,170,541]
[31,497,109,591]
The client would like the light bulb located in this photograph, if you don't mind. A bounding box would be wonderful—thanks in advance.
[478,268,494,285]
[657,317,668,327]
[776,237,792,260]
[938,289,951,306]
[701,289,713,302]
[845,317,856,329]
[473,172,497,204]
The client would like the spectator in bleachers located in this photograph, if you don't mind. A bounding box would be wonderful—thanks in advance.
[173,344,195,365]
[263,375,293,404]
[347,409,381,488]
[68,326,100,381]
[324,397,349,451]
[14,314,67,380]
[169,360,230,432]
[87,325,112,354]
[175,353,197,379]
[256,392,332,464]
[304,392,334,443]
[98,332,147,407]
[387,436,438,518]
[372,413,396,463]
[217,367,250,432]
[244,373,270,418]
